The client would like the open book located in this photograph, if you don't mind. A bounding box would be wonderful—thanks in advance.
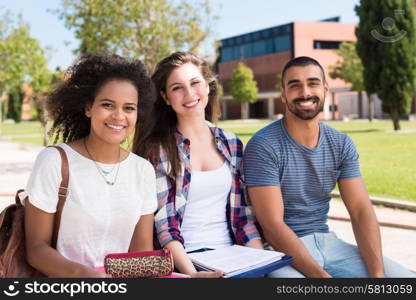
[187,245,291,278]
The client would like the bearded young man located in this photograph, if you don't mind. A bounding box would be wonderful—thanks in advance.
[243,56,415,278]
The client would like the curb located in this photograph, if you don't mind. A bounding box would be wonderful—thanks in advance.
[328,215,416,231]
[331,191,416,212]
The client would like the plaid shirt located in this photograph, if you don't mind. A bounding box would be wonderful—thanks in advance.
[150,122,261,248]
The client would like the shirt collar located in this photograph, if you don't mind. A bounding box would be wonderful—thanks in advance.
[175,121,221,147]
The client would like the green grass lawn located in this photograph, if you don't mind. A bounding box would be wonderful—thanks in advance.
[1,120,43,134]
[1,119,415,202]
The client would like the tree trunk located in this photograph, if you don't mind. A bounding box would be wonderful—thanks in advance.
[368,93,375,122]
[241,102,249,119]
[267,97,275,119]
[42,118,49,146]
[331,92,336,120]
[390,106,401,131]
[221,100,227,120]
[37,95,49,146]
[358,91,363,119]
[0,89,9,137]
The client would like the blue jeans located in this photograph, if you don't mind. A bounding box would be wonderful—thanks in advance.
[267,232,416,278]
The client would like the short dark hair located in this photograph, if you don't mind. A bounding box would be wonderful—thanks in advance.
[281,56,326,87]
[46,53,154,143]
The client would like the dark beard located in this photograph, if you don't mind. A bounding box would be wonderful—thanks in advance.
[286,96,324,120]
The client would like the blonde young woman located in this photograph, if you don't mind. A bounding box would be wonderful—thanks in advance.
[134,52,263,277]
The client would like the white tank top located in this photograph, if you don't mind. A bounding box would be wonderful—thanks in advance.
[181,162,233,252]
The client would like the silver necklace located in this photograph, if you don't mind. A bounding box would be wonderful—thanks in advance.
[84,138,121,186]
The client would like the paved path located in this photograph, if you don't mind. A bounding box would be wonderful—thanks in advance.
[0,139,415,273]
[328,200,416,272]
[0,141,42,195]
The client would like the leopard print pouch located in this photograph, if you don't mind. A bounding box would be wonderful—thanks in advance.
[104,249,174,278]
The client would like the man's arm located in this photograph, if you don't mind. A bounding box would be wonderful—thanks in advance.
[338,177,385,277]
[248,186,331,277]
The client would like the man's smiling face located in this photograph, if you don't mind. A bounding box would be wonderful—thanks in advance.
[281,64,328,121]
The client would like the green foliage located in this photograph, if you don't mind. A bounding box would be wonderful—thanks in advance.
[0,11,52,140]
[57,0,218,72]
[0,23,47,92]
[329,42,365,91]
[355,0,416,130]
[1,92,7,120]
[26,99,40,120]
[7,85,24,123]
[230,63,258,104]
[33,68,65,122]
[217,82,224,99]
[275,73,282,92]
[0,12,51,110]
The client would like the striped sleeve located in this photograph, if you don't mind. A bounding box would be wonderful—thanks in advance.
[243,135,280,187]
[338,135,361,180]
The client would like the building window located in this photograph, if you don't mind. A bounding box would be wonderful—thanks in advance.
[253,40,266,56]
[221,47,234,62]
[243,35,252,43]
[313,40,341,49]
[272,27,281,35]
[242,43,253,57]
[261,30,270,39]
[265,39,274,54]
[219,24,293,62]
[275,35,291,52]
[234,46,243,59]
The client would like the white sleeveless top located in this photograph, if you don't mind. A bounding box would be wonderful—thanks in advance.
[181,162,233,252]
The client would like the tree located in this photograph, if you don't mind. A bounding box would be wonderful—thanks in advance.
[56,0,218,72]
[0,12,52,137]
[33,68,65,146]
[6,85,25,123]
[275,73,282,92]
[329,42,372,120]
[0,11,19,132]
[355,0,416,130]
[230,63,258,119]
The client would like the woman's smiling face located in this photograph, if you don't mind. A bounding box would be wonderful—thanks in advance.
[163,63,210,120]
[85,79,138,145]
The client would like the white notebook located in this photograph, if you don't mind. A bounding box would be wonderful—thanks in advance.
[187,245,285,278]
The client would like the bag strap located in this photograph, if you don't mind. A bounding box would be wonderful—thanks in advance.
[47,145,70,249]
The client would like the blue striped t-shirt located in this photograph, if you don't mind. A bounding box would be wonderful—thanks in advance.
[243,119,361,237]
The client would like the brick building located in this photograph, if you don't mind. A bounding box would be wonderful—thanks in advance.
[216,17,389,120]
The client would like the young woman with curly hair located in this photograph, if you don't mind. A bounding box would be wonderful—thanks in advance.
[24,53,157,277]
[133,52,263,277]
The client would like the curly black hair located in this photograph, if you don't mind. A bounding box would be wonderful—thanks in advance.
[46,53,155,143]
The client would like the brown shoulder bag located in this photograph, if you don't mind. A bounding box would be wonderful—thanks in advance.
[0,146,69,277]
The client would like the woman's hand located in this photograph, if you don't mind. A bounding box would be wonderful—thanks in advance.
[189,270,223,278]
